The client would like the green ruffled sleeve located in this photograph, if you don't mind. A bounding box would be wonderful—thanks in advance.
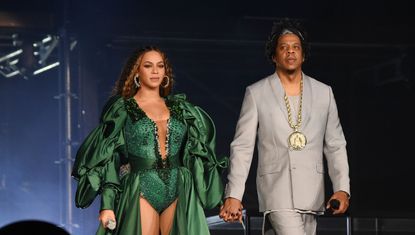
[173,94,229,210]
[71,95,127,210]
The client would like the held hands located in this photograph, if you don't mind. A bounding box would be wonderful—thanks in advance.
[99,209,116,229]
[326,191,350,215]
[219,197,243,223]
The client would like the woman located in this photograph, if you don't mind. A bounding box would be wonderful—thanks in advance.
[71,46,228,235]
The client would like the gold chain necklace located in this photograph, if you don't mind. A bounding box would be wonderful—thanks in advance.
[284,79,303,131]
[283,78,307,151]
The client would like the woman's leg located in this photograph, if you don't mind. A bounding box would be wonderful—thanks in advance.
[140,197,160,235]
[159,199,178,235]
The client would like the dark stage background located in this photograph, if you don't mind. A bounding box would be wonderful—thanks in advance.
[1,0,414,234]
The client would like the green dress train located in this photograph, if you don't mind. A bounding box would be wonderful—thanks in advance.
[71,94,228,235]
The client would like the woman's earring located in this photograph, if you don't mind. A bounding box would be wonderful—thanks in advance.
[162,75,170,88]
[134,74,140,88]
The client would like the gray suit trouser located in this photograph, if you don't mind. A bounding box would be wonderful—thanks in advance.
[266,210,317,235]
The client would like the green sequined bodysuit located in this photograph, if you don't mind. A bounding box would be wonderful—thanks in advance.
[72,94,228,235]
[124,98,187,214]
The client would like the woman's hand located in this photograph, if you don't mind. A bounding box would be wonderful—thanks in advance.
[99,209,116,228]
[219,197,243,222]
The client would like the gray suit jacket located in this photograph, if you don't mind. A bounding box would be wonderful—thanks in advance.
[224,73,350,212]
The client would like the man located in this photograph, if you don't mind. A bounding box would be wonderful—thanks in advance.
[219,18,350,235]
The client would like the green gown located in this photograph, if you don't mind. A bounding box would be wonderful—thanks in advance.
[71,93,228,235]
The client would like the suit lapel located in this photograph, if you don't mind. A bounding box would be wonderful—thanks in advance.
[267,73,289,123]
[301,73,312,129]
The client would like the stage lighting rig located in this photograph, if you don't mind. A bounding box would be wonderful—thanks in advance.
[32,34,60,76]
[0,48,26,79]
[0,33,28,79]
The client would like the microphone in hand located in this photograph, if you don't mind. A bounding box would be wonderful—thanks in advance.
[106,219,116,230]
[328,199,340,213]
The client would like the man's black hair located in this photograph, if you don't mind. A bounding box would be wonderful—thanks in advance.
[265,18,310,65]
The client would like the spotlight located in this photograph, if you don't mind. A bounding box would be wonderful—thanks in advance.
[12,34,22,47]
[33,61,60,75]
[0,49,23,63]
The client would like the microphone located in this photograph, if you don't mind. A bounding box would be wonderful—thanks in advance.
[106,219,116,230]
[329,199,340,210]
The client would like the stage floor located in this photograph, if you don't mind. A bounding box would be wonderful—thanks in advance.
[207,212,415,235]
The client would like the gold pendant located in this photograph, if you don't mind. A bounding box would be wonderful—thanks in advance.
[288,131,307,151]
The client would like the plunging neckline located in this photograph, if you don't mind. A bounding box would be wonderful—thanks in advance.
[133,98,171,160]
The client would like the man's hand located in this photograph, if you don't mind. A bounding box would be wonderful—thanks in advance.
[326,191,350,215]
[219,197,243,222]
